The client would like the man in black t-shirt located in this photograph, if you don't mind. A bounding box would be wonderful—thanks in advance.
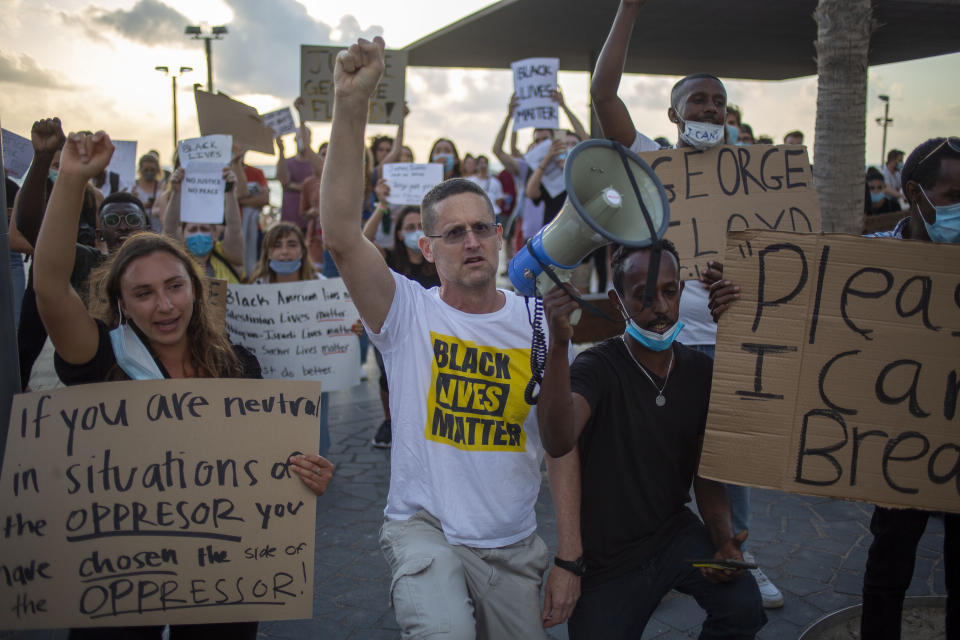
[536,241,765,638]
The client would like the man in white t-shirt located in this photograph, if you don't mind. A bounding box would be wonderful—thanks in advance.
[320,37,560,638]
[588,0,783,611]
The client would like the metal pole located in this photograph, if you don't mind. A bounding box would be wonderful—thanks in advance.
[0,123,21,476]
[205,38,213,92]
[880,100,889,166]
[172,74,179,153]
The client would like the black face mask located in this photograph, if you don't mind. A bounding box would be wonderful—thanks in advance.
[141,169,158,181]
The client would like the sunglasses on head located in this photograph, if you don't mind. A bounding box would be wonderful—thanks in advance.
[917,137,960,166]
[426,221,499,245]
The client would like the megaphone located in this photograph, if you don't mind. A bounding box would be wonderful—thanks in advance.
[509,138,670,321]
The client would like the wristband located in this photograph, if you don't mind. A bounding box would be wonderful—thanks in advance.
[553,556,585,577]
[375,204,389,215]
[225,181,235,192]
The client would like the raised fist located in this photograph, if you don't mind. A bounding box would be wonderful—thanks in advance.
[59,131,114,181]
[334,37,386,103]
[31,118,65,154]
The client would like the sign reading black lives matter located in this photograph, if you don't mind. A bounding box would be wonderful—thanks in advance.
[511,57,559,131]
[0,379,322,629]
[634,144,822,280]
[700,230,960,514]
[300,45,407,124]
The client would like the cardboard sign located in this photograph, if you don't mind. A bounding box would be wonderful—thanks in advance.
[523,139,565,198]
[225,279,361,392]
[2,128,33,179]
[632,144,822,280]
[208,278,228,331]
[177,135,231,224]
[511,57,559,131]
[0,379,322,629]
[261,107,297,138]
[382,163,444,206]
[700,230,960,514]
[106,140,138,193]
[194,89,274,154]
[300,45,407,124]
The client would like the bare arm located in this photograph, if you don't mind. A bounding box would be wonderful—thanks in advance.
[590,0,644,145]
[319,37,396,332]
[33,132,112,365]
[361,180,391,245]
[162,167,184,241]
[275,137,291,188]
[692,435,748,583]
[493,95,520,175]
[380,102,409,167]
[221,167,244,268]
[8,195,35,254]
[542,449,582,627]
[553,89,589,141]
[15,118,65,246]
[525,139,564,201]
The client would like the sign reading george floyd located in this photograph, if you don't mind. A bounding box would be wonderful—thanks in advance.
[700,230,960,514]
[511,57,559,131]
[194,88,274,154]
[633,144,821,280]
[300,45,407,124]
[0,379,322,629]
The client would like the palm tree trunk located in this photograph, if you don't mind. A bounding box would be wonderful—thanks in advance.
[813,0,873,234]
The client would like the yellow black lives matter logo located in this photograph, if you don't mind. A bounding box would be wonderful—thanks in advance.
[426,332,531,452]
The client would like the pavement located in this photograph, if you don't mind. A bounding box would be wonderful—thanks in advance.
[3,360,948,640]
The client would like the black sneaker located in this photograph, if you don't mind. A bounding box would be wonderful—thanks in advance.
[371,420,391,448]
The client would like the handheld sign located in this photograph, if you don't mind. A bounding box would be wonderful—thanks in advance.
[177,135,232,224]
[523,138,565,198]
[701,230,960,514]
[636,144,822,280]
[194,89,274,154]
[300,45,407,124]
[261,107,297,138]
[381,163,444,206]
[0,379,322,629]
[511,57,559,131]
[2,129,33,179]
[105,140,137,193]
[225,279,361,391]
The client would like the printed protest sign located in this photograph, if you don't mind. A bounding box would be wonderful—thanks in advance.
[632,144,822,280]
[382,163,444,206]
[0,379,322,629]
[300,45,407,124]
[511,57,559,131]
[523,139,565,198]
[2,129,33,179]
[700,230,960,514]
[105,140,138,193]
[225,279,361,392]
[177,135,232,224]
[261,108,297,138]
[194,89,274,154]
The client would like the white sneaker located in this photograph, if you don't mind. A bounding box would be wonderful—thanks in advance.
[743,552,784,609]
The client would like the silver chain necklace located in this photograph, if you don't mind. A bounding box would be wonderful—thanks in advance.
[621,336,674,407]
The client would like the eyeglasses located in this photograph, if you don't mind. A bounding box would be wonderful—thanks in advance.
[918,137,960,166]
[426,222,500,245]
[101,212,144,228]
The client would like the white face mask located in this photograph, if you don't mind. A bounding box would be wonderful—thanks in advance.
[108,304,164,380]
[677,118,725,150]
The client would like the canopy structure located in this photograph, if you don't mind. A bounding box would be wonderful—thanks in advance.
[404,0,960,80]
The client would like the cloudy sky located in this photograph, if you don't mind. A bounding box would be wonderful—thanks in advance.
[2,0,958,173]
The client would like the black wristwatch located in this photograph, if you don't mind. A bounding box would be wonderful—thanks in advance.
[554,556,586,577]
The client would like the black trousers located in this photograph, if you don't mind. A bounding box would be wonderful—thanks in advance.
[862,506,958,639]
[67,622,258,640]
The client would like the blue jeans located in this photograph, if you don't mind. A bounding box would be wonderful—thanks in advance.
[569,520,765,639]
[688,344,751,546]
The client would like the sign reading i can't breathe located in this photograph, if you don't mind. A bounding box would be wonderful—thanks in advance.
[0,379,322,629]
[700,230,960,514]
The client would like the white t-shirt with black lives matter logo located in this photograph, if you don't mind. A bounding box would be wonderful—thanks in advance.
[366,271,545,548]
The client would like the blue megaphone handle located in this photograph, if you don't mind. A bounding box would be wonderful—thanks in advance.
[508,232,581,296]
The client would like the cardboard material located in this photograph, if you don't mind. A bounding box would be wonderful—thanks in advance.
[261,107,297,137]
[207,278,228,331]
[701,230,960,514]
[225,279,361,391]
[300,45,407,124]
[105,140,137,192]
[0,379,322,629]
[511,57,559,131]
[381,163,443,206]
[177,135,232,224]
[2,128,33,179]
[634,144,822,280]
[194,89,274,154]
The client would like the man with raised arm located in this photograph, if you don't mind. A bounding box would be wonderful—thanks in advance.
[320,37,567,638]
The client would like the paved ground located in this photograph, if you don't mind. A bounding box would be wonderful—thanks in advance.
[3,362,948,639]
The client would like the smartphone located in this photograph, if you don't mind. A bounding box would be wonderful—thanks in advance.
[686,557,757,571]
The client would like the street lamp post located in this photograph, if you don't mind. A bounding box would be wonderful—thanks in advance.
[185,25,227,93]
[876,95,893,166]
[155,65,193,157]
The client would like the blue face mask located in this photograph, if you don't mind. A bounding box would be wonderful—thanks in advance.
[49,168,59,183]
[432,153,455,174]
[270,258,302,275]
[108,307,164,380]
[726,124,739,144]
[919,185,960,243]
[185,232,214,257]
[870,191,886,204]
[615,292,685,352]
[403,230,425,251]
